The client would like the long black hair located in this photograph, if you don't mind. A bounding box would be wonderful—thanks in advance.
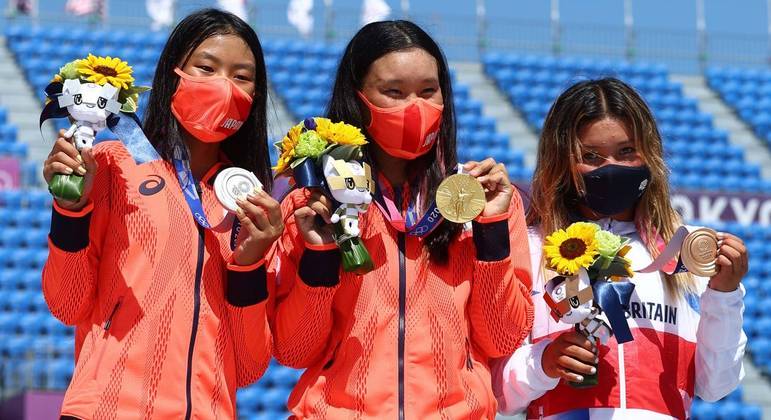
[142,8,272,191]
[326,20,460,263]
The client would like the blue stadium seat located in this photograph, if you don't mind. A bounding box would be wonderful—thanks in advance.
[717,401,743,420]
[8,289,36,313]
[0,313,16,334]
[260,388,290,412]
[691,400,717,420]
[48,359,73,390]
[269,365,302,389]
[32,335,54,358]
[19,312,48,336]
[2,335,32,359]
[22,229,48,249]
[0,227,20,247]
[237,387,259,411]
[9,249,34,269]
[741,405,762,420]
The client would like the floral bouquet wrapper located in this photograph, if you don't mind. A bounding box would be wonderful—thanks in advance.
[541,222,636,388]
[274,117,375,274]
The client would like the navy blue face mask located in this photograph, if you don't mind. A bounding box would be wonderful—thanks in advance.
[581,164,651,216]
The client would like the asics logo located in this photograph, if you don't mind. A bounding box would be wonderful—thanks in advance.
[139,175,166,196]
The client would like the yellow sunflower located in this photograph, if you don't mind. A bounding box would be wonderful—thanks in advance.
[543,222,600,276]
[315,117,367,146]
[76,54,134,90]
[272,124,303,173]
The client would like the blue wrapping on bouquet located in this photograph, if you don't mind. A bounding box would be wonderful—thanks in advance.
[592,280,635,344]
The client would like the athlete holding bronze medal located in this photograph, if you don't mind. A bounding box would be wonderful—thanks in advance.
[494,78,748,419]
[269,21,533,419]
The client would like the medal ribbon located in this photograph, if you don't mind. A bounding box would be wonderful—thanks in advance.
[373,172,444,237]
[172,144,212,229]
[635,226,695,275]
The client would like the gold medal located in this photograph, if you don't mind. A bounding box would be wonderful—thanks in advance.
[680,228,719,277]
[436,174,486,223]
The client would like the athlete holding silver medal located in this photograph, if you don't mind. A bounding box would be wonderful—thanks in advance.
[41,9,281,419]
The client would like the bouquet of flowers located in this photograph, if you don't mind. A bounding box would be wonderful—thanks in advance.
[541,222,636,388]
[41,54,150,201]
[274,117,375,274]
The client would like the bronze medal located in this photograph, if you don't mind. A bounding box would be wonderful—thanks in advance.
[680,228,719,277]
[435,174,486,224]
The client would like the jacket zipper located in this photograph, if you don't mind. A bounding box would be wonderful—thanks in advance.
[91,296,123,380]
[397,232,406,420]
[184,224,205,420]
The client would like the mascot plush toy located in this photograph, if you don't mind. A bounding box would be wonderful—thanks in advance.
[40,54,150,201]
[274,117,375,274]
[323,155,373,237]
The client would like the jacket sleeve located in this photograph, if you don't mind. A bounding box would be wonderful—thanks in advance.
[42,150,112,326]
[467,190,534,358]
[268,190,341,369]
[224,258,272,387]
[492,339,560,415]
[694,283,746,401]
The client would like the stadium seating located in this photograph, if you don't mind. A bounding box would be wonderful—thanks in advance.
[707,67,771,150]
[0,106,28,159]
[483,52,771,193]
[0,189,73,394]
[0,24,767,419]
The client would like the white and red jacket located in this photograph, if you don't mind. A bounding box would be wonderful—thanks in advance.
[494,219,746,420]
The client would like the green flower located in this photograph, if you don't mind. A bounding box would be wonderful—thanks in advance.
[595,230,623,258]
[294,130,329,158]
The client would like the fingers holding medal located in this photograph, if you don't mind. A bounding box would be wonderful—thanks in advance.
[464,158,513,218]
[215,168,284,266]
[709,231,749,292]
[436,158,513,224]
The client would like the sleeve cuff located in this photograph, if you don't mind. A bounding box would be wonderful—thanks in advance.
[475,209,510,224]
[226,261,268,307]
[226,258,266,272]
[299,248,341,287]
[528,339,560,390]
[701,283,745,315]
[472,218,510,261]
[49,200,94,252]
[305,241,338,251]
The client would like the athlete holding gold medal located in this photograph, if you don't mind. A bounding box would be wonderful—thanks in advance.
[269,20,533,419]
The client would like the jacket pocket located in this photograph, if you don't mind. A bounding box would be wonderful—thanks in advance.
[322,341,341,370]
[91,296,123,380]
[465,338,474,371]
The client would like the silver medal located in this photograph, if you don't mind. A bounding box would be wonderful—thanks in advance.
[213,167,263,213]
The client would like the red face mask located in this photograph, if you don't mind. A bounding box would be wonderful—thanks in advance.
[171,68,253,143]
[358,91,444,160]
